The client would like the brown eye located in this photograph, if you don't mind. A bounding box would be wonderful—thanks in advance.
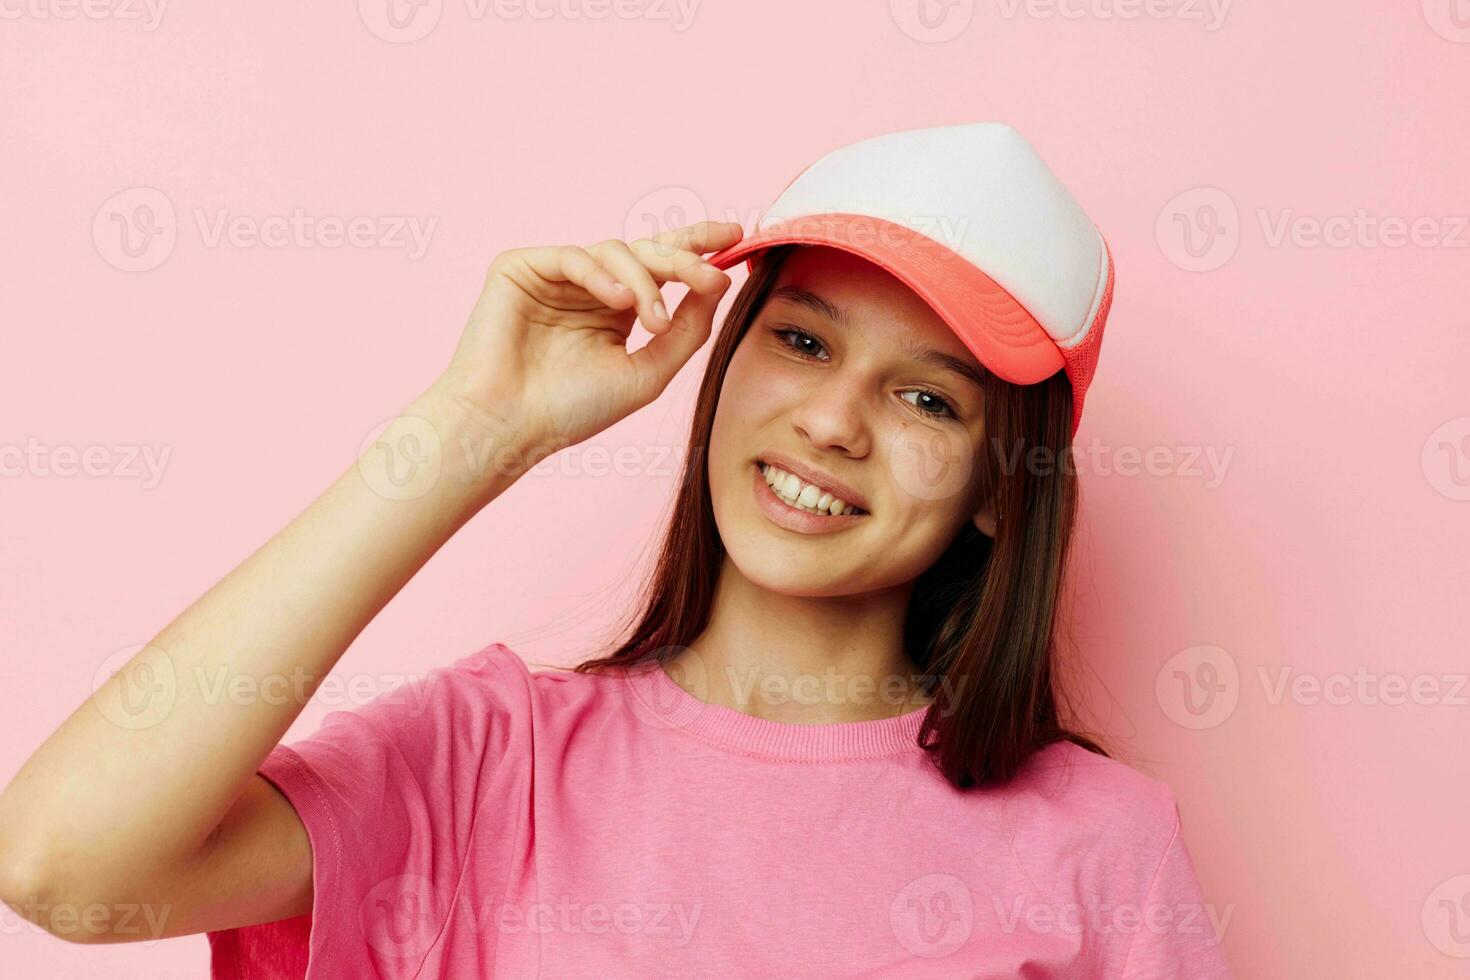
[771,327,828,360]
[900,388,958,420]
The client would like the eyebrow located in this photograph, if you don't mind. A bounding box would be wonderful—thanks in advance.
[770,285,989,391]
[771,285,849,327]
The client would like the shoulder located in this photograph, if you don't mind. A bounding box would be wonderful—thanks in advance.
[412,641,627,723]
[1007,739,1182,845]
[360,640,539,722]
[300,642,637,757]
[523,651,643,723]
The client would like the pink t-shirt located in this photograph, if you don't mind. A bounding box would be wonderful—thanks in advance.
[207,642,1233,978]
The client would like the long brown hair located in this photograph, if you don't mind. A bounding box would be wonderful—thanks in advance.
[576,244,1108,789]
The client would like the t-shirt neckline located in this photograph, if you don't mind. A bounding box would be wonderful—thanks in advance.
[623,658,932,761]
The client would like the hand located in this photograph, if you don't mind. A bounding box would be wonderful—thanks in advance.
[435,220,743,460]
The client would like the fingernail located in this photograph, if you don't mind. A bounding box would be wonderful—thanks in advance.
[653,299,668,323]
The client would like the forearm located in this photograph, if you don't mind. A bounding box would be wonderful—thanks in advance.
[0,378,535,905]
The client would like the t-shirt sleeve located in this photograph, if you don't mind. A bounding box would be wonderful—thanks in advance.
[207,642,535,980]
[1118,798,1235,979]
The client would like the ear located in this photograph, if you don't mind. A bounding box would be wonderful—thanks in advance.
[972,498,998,538]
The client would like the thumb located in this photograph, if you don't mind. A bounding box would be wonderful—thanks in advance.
[628,281,727,406]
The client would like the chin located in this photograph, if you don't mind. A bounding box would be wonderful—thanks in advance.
[732,559,867,599]
[715,524,865,598]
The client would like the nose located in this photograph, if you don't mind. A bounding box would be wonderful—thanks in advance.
[788,370,873,459]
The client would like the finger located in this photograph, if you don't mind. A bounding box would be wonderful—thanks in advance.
[627,239,731,296]
[586,239,673,332]
[646,220,745,261]
[627,272,731,406]
[518,244,636,313]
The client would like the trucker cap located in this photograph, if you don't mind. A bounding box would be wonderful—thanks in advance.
[704,122,1115,435]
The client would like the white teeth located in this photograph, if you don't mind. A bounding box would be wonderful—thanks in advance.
[759,462,864,517]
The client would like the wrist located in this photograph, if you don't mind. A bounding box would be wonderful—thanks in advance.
[409,379,551,488]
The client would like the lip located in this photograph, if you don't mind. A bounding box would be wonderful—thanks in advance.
[752,462,870,535]
[755,452,870,513]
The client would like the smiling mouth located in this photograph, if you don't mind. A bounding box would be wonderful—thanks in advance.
[756,460,869,517]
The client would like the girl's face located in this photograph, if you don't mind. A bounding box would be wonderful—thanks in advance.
[708,246,996,598]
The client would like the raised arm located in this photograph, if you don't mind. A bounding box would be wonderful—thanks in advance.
[0,221,739,943]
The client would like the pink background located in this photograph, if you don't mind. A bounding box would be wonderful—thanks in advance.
[3,2,1468,976]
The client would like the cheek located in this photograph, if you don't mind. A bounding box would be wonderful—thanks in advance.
[709,346,805,460]
[726,341,807,404]
[883,421,981,512]
[871,487,971,572]
[707,350,766,510]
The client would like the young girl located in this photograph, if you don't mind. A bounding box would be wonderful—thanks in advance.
[0,123,1233,977]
